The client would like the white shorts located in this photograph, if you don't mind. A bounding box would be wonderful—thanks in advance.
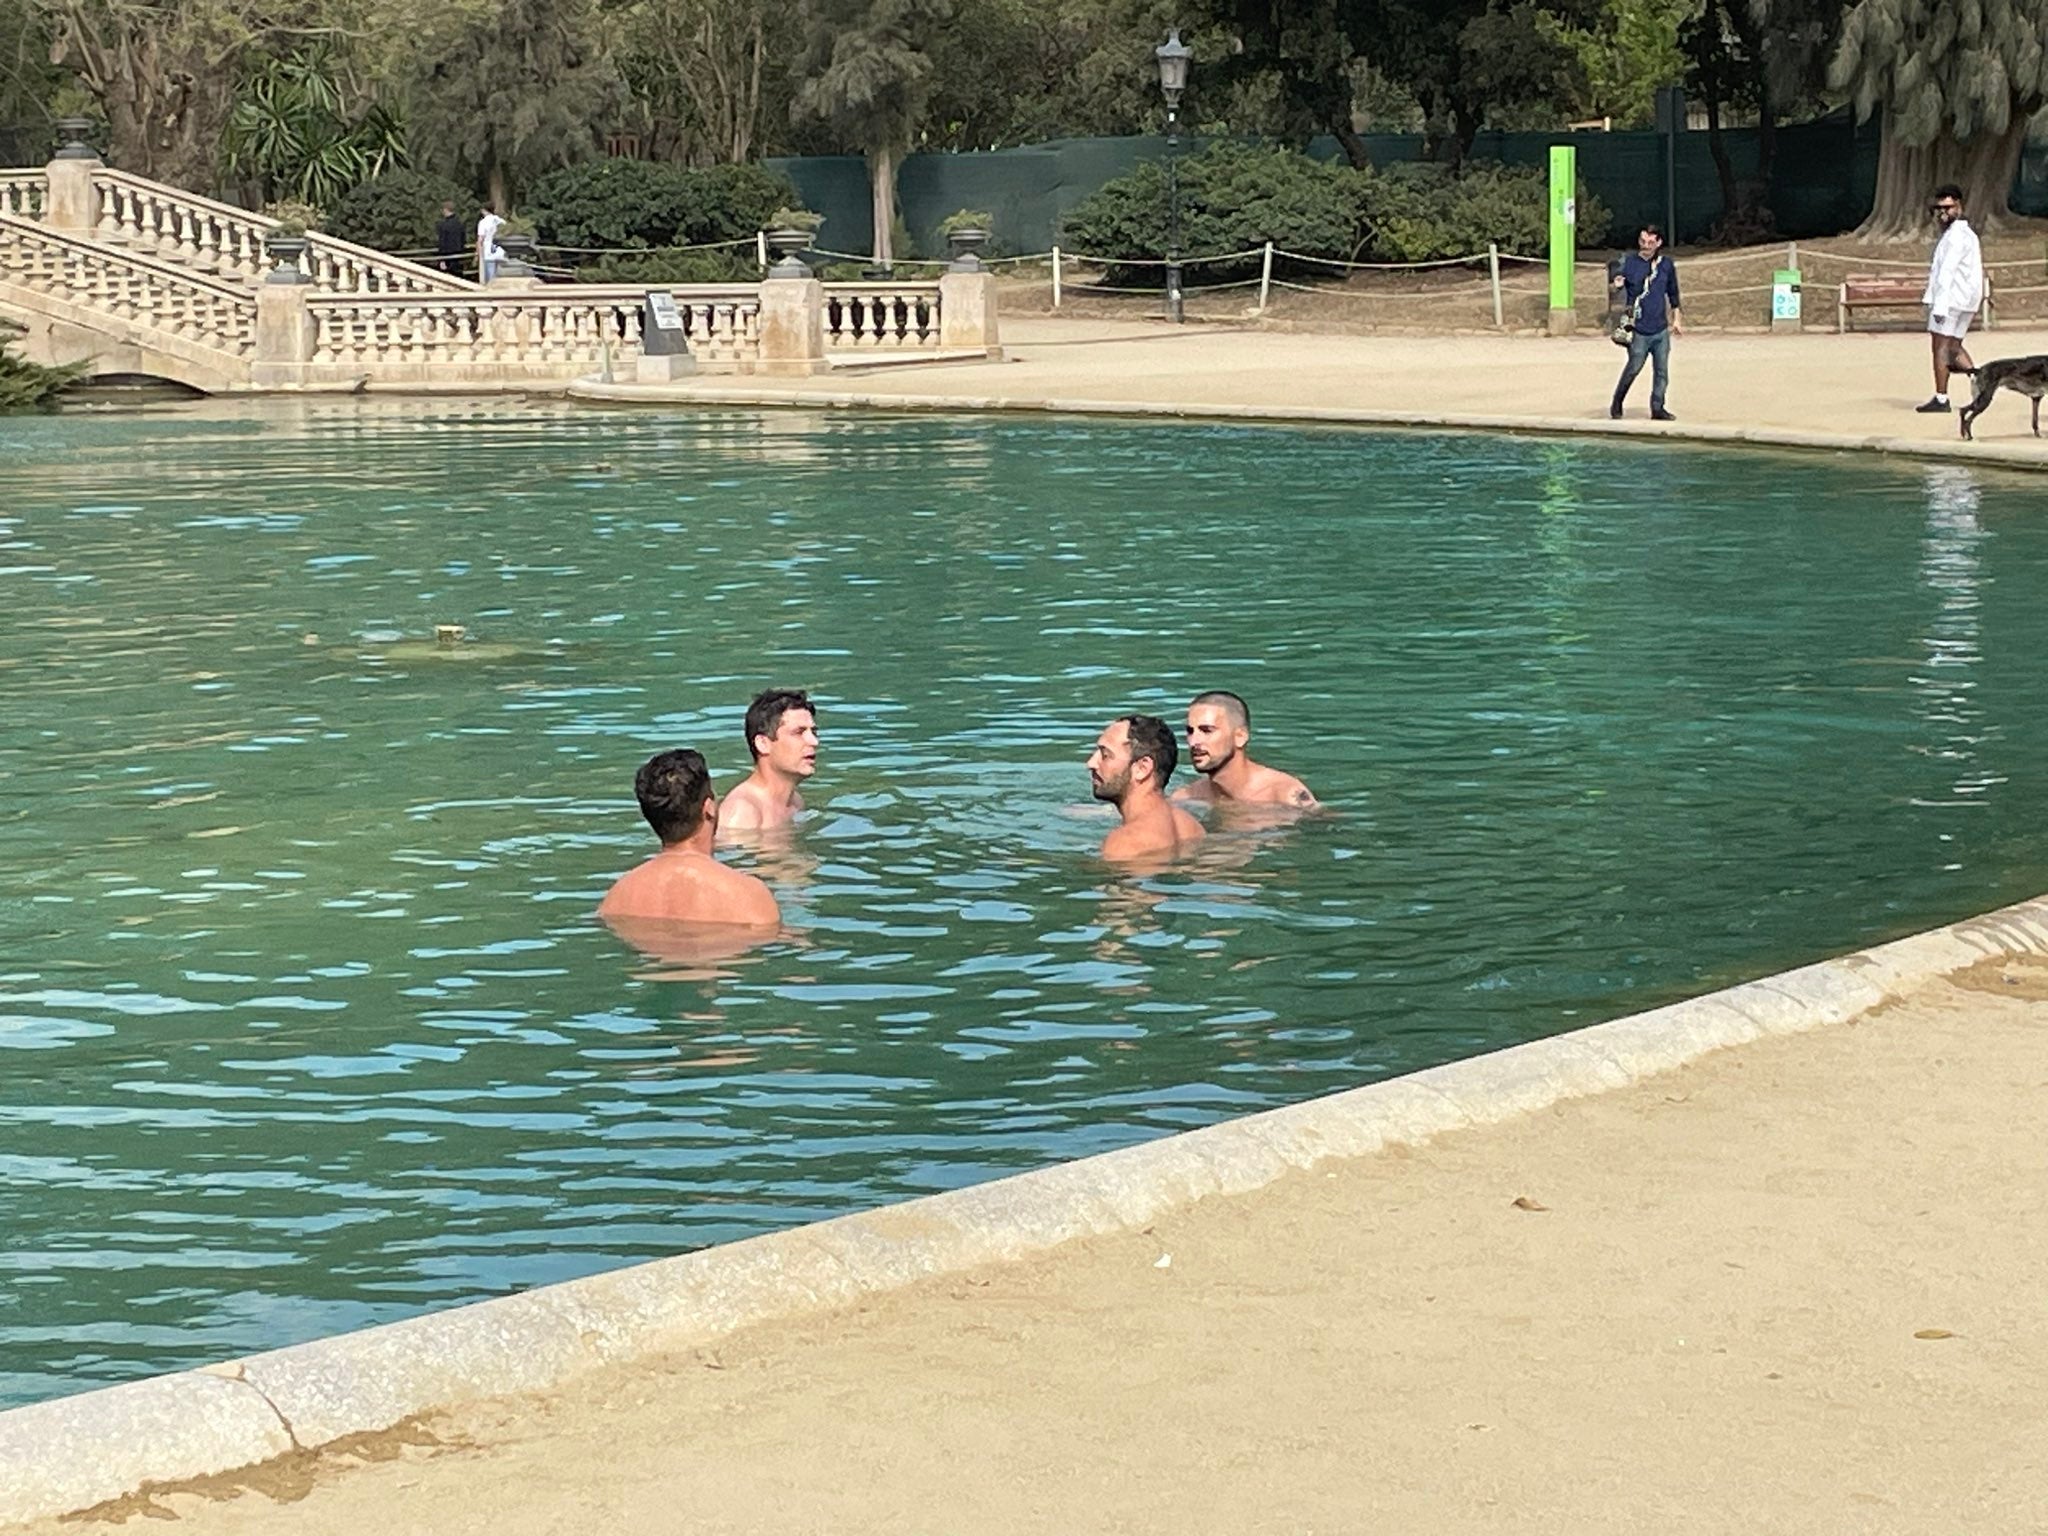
[1928,309,1974,339]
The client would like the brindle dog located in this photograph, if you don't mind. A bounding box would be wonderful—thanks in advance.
[1958,355,2048,440]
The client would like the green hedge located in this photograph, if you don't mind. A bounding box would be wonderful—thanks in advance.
[1060,142,1611,280]
[326,171,477,256]
[523,160,799,259]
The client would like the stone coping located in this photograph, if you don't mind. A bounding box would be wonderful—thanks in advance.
[560,378,2048,473]
[4,893,2046,1525]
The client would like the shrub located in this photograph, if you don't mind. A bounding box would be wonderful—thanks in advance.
[1060,141,1364,282]
[326,170,477,254]
[263,199,323,235]
[0,327,86,412]
[1359,160,1610,262]
[581,249,760,283]
[524,159,800,256]
[937,208,993,235]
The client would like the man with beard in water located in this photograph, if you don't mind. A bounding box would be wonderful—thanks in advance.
[1088,714,1205,862]
[1173,690,1317,810]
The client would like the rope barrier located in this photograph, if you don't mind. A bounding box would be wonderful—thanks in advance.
[1272,247,1488,271]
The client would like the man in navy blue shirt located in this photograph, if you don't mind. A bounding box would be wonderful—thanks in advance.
[1610,223,1683,421]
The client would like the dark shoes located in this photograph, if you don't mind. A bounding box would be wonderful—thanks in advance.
[1651,408,1677,421]
[1915,397,1952,413]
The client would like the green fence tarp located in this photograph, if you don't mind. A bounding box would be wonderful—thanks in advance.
[771,113,1908,259]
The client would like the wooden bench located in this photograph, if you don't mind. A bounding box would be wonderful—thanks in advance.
[1838,270,1996,332]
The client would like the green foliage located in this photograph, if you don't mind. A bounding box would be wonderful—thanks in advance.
[0,328,85,412]
[1060,142,1602,276]
[1831,0,2048,143]
[581,249,762,282]
[1059,141,1365,275]
[326,170,477,253]
[1361,160,1610,260]
[222,48,408,208]
[769,205,825,233]
[406,0,627,206]
[937,208,993,235]
[525,160,798,250]
[262,199,323,235]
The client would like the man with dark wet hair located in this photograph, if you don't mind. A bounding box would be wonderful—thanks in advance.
[598,749,779,927]
[721,688,818,834]
[1088,713,1204,862]
[1175,690,1317,810]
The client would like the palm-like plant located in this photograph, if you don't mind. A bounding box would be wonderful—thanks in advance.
[223,49,410,211]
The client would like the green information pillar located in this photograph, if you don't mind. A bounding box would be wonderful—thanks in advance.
[1548,144,1576,336]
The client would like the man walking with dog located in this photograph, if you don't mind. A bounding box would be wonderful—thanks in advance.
[1917,183,1983,414]
[1609,223,1682,422]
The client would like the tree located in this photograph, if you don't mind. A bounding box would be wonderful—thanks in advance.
[618,0,791,165]
[790,0,952,266]
[1831,0,2048,237]
[405,0,625,209]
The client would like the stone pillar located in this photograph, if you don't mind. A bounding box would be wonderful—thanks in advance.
[250,283,316,389]
[755,276,827,376]
[44,157,99,233]
[938,271,1002,358]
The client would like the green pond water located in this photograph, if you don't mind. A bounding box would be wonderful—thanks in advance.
[2,401,2044,1407]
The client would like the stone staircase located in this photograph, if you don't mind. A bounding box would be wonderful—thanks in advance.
[0,154,998,394]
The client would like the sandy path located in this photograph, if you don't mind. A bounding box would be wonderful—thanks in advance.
[45,957,2048,1535]
[632,315,2048,466]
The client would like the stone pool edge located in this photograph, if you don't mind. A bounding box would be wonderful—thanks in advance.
[560,379,2048,472]
[5,895,2046,1527]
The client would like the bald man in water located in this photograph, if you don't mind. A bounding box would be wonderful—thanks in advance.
[1173,690,1317,810]
[599,749,779,928]
[1088,714,1205,862]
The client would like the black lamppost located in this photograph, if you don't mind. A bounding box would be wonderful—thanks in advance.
[1155,29,1191,324]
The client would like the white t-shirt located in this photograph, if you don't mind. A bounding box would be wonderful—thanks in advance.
[1923,219,1984,316]
[477,211,504,259]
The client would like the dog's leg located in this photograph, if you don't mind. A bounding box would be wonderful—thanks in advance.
[2034,395,2041,437]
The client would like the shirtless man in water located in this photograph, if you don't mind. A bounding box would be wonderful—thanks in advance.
[1173,690,1317,810]
[1088,714,1205,862]
[719,688,818,834]
[598,749,779,929]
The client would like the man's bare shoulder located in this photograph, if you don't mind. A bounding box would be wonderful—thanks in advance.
[703,861,781,926]
[1170,804,1207,840]
[1247,764,1318,808]
[1172,779,1217,803]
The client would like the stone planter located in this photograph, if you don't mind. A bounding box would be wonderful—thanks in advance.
[53,118,99,161]
[263,233,310,285]
[495,232,537,280]
[945,227,991,273]
[765,226,817,280]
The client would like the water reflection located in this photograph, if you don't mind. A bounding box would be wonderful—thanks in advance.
[1912,465,1996,822]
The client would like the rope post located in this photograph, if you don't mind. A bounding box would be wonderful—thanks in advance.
[1052,245,1062,308]
[1257,241,1273,314]
[757,230,768,270]
[1488,243,1503,329]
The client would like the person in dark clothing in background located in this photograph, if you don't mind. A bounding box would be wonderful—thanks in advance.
[1609,223,1683,422]
[435,203,466,276]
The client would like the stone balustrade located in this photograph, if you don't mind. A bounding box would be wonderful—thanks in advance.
[91,169,473,295]
[0,169,46,218]
[0,213,255,359]
[823,283,943,349]
[299,286,762,382]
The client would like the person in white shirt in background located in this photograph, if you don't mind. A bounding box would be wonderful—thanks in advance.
[476,204,504,284]
[1917,183,1984,414]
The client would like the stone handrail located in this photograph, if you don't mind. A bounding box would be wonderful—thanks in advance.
[303,285,763,375]
[91,168,474,295]
[823,281,942,348]
[0,212,255,358]
[0,168,46,219]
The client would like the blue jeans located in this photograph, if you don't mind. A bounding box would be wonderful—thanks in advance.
[1612,327,1671,412]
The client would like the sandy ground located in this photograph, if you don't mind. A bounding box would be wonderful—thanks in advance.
[647,314,2048,464]
[38,956,2048,1535]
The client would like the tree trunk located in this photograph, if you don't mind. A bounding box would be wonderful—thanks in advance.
[868,144,896,267]
[1855,108,2030,241]
[1704,93,1737,225]
[488,156,510,215]
[1330,119,1372,171]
